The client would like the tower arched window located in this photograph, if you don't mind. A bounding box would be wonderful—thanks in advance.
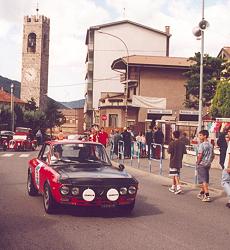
[27,33,36,53]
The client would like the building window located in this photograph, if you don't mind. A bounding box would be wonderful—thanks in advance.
[109,114,118,128]
[127,120,135,127]
[27,33,36,53]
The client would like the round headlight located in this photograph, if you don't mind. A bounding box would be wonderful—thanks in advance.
[60,186,69,195]
[120,187,127,195]
[128,186,136,195]
[71,187,80,195]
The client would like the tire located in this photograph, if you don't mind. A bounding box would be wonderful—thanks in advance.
[27,172,38,196]
[43,183,57,214]
[3,145,7,151]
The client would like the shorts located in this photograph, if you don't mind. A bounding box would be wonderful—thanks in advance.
[169,168,180,177]
[197,165,210,184]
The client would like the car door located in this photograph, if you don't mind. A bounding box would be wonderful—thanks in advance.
[34,144,51,193]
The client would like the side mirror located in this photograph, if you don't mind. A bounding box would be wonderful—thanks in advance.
[118,164,125,171]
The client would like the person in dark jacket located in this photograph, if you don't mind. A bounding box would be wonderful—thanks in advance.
[121,127,132,158]
[145,126,153,159]
[153,126,164,159]
[217,127,230,169]
[168,130,187,194]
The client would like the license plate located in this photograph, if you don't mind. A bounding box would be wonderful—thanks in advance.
[101,204,116,208]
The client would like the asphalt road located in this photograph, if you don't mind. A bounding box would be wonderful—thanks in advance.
[0,149,229,250]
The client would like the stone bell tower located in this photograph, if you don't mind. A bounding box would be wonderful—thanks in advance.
[20,13,50,110]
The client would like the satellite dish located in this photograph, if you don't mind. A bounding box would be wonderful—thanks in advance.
[199,19,209,30]
[192,26,202,37]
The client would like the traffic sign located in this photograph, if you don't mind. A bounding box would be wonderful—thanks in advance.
[101,114,107,121]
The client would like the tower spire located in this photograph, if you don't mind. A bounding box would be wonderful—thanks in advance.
[36,1,39,20]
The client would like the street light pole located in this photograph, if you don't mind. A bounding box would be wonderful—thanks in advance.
[198,0,205,134]
[10,83,14,132]
[97,30,129,127]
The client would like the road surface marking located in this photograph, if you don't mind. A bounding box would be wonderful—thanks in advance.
[19,154,30,158]
[1,153,14,157]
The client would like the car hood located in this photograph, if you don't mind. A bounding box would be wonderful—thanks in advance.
[54,165,137,184]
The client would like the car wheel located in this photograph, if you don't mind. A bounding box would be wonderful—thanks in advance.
[120,201,135,214]
[27,172,38,196]
[3,145,7,151]
[43,184,57,214]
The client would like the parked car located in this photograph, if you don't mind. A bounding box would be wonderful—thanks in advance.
[27,140,138,214]
[0,131,14,151]
[8,127,37,151]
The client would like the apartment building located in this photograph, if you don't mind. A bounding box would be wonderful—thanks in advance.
[84,20,171,129]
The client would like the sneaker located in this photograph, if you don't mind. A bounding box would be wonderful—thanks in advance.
[202,195,211,202]
[169,187,176,193]
[197,193,204,200]
[174,188,182,195]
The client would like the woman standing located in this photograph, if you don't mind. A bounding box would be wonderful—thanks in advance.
[221,128,230,208]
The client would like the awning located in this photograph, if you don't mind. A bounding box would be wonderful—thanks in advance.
[132,95,166,109]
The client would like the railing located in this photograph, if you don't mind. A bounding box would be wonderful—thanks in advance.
[130,141,140,168]
[149,143,163,175]
[118,140,124,164]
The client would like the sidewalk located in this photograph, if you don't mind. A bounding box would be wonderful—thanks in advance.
[110,154,223,192]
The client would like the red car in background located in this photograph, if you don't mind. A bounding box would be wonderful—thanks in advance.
[8,127,37,151]
[27,140,138,214]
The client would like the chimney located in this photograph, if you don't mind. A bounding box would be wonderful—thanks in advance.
[165,26,170,35]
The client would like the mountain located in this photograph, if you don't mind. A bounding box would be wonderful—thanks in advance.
[0,75,20,98]
[0,75,85,109]
[47,96,70,109]
[61,99,85,109]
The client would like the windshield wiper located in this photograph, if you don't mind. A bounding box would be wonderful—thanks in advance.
[51,158,80,164]
[87,159,111,166]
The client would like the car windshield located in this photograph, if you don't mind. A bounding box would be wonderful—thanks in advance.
[15,127,31,133]
[50,143,111,166]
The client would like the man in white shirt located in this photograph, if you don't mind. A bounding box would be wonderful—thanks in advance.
[222,128,230,208]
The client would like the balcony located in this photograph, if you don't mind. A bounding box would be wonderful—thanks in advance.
[86,61,93,72]
[99,97,133,108]
[86,79,93,91]
[120,73,138,87]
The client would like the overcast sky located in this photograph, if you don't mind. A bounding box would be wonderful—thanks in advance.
[0,0,229,102]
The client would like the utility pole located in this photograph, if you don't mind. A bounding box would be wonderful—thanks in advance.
[10,83,14,132]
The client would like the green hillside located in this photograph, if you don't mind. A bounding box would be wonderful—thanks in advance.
[0,75,20,98]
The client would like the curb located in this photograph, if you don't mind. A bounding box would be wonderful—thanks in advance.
[111,160,224,196]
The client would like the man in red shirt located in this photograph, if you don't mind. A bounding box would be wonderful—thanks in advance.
[98,127,108,147]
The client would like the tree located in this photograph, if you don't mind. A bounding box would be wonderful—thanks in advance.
[14,104,24,127]
[211,80,230,118]
[44,98,65,136]
[184,53,226,109]
[25,97,38,111]
[23,110,46,132]
[0,104,11,130]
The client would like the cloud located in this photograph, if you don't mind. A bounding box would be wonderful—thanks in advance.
[0,0,229,102]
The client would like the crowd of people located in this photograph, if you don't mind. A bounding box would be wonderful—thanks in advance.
[35,123,230,208]
[167,127,230,209]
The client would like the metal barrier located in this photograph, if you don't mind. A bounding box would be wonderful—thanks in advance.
[192,144,199,184]
[109,142,114,160]
[130,141,141,168]
[148,143,163,175]
[184,144,199,184]
[118,140,124,164]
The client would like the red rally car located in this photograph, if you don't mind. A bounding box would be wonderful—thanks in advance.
[27,140,139,214]
[8,127,37,151]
